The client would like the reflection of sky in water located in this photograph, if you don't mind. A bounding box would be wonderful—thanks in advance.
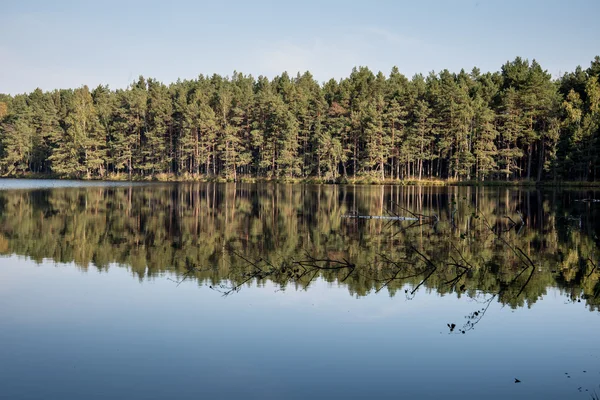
[1,257,599,399]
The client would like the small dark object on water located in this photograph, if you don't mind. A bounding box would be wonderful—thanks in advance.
[514,378,521,383]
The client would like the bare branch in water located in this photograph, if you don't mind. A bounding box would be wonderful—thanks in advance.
[168,258,214,287]
[193,202,555,335]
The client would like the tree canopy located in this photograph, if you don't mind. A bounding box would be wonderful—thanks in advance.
[1,56,600,182]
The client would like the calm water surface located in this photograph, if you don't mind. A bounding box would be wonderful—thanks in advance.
[1,181,599,399]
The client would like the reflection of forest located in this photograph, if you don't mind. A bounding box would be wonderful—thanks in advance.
[0,184,599,310]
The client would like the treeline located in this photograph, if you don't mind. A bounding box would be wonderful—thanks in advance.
[0,56,599,182]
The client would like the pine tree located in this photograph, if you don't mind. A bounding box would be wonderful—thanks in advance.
[48,86,105,177]
[111,78,147,177]
[385,67,410,179]
[407,99,434,180]
[0,96,34,174]
[144,79,172,175]
[497,87,525,179]
[92,85,114,175]
[363,93,388,179]
[28,88,61,173]
[472,96,498,180]
[229,72,255,177]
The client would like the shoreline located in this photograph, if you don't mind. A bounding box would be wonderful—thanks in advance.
[3,174,600,188]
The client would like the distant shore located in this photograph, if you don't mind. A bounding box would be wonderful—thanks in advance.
[3,173,600,188]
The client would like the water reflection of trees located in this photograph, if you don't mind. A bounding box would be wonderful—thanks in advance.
[0,183,599,312]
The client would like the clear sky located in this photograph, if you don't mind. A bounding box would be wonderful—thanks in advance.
[1,0,598,94]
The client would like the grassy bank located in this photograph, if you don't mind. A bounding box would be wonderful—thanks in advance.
[4,172,600,188]
[457,179,600,188]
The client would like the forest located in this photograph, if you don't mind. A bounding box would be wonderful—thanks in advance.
[0,56,599,182]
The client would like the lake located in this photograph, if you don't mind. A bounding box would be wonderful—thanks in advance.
[1,180,599,399]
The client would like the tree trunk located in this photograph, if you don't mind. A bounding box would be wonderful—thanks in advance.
[536,140,544,182]
[213,146,216,175]
[353,140,357,179]
[527,144,532,180]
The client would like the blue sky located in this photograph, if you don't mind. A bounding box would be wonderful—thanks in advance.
[1,0,598,94]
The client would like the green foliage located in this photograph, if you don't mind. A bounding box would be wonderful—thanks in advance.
[48,86,106,177]
[1,56,600,181]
